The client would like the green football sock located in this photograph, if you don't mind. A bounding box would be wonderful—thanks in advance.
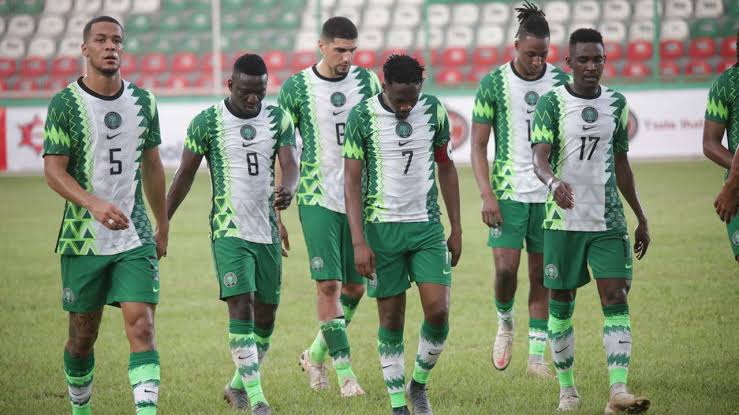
[528,318,548,363]
[603,303,631,387]
[412,321,449,385]
[308,331,328,364]
[255,324,274,364]
[321,318,356,385]
[378,326,406,409]
[548,299,576,390]
[128,350,160,415]
[64,349,94,415]
[340,294,361,325]
[228,319,267,407]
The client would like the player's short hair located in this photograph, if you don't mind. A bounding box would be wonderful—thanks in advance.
[233,53,267,76]
[569,28,604,48]
[515,1,549,39]
[83,16,122,42]
[383,54,424,84]
[321,17,358,42]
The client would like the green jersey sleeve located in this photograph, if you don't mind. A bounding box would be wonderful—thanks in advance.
[144,91,161,150]
[271,106,297,148]
[613,97,629,154]
[531,91,561,146]
[431,96,451,147]
[277,76,300,126]
[184,109,212,155]
[369,70,382,94]
[342,102,367,160]
[705,71,731,124]
[472,72,496,125]
[43,91,72,156]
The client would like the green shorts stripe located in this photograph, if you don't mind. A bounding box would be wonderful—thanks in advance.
[727,213,739,258]
[211,237,282,305]
[487,200,544,254]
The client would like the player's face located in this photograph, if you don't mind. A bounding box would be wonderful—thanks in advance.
[82,22,123,77]
[319,37,357,77]
[384,81,422,120]
[515,35,549,77]
[228,73,267,116]
[567,42,605,90]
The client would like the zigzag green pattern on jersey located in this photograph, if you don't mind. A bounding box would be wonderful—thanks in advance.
[719,67,739,154]
[542,90,565,230]
[365,100,385,223]
[422,96,442,223]
[491,70,517,200]
[130,85,155,245]
[295,71,325,206]
[267,105,284,243]
[605,91,627,231]
[44,102,71,148]
[210,106,240,239]
[353,66,381,96]
[552,65,572,87]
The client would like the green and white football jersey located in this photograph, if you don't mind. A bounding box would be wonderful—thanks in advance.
[473,62,570,203]
[342,93,450,223]
[531,84,629,232]
[184,100,296,244]
[278,65,381,213]
[705,65,739,157]
[43,79,161,256]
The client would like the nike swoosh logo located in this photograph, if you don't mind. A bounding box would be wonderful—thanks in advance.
[106,133,122,140]
[618,340,631,344]
[143,389,158,395]
[243,142,256,147]
[333,110,347,116]
[428,351,441,356]
[382,364,392,369]
[398,140,411,146]
[625,264,633,269]
[70,391,85,397]
[555,345,569,354]
[526,109,535,114]
[153,286,159,292]
[582,125,596,130]
[238,353,255,360]
[442,270,451,275]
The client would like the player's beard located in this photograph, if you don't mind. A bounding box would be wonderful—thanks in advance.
[333,62,350,76]
[91,60,120,77]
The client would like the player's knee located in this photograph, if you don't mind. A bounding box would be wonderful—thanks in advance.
[379,309,405,331]
[317,280,341,298]
[342,282,365,298]
[424,302,449,327]
[66,333,97,356]
[127,315,155,347]
[600,287,628,306]
[495,267,517,284]
[254,303,278,328]
[227,294,255,319]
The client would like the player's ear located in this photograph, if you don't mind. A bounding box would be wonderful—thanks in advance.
[514,39,520,51]
[565,55,572,69]
[227,78,233,92]
[80,42,88,58]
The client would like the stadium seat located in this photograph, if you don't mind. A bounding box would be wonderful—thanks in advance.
[66,15,90,35]
[359,29,384,50]
[74,0,102,13]
[547,45,560,63]
[603,0,631,21]
[103,0,132,14]
[291,51,315,71]
[544,1,570,23]
[452,3,478,26]
[633,0,662,19]
[688,38,716,59]
[720,36,737,58]
[0,17,5,37]
[476,26,505,48]
[393,5,421,28]
[21,57,47,76]
[385,29,413,50]
[58,37,81,57]
[622,61,651,78]
[573,0,600,22]
[12,77,42,92]
[549,23,567,45]
[481,2,509,24]
[7,15,35,38]
[277,11,301,30]
[446,26,474,48]
[172,52,198,73]
[44,0,73,14]
[659,60,681,77]
[131,0,160,13]
[720,20,737,37]
[47,76,75,91]
[188,11,210,32]
[37,15,66,38]
[660,19,689,41]
[694,0,723,18]
[604,41,624,61]
[691,19,718,38]
[134,75,158,90]
[15,0,44,14]
[600,21,627,43]
[127,14,155,33]
[665,0,692,18]
[52,57,80,76]
[472,47,499,67]
[354,50,377,68]
[569,22,596,37]
[0,58,17,78]
[427,4,450,27]
[160,13,180,32]
[295,31,319,51]
[629,20,655,41]
[27,37,56,59]
[717,59,736,73]
[0,37,25,59]
[264,51,288,72]
[729,0,739,17]
[416,28,443,50]
[502,46,516,63]
[603,63,617,79]
[338,0,364,6]
[141,53,167,74]
[660,40,685,60]
[435,68,463,87]
[363,6,390,29]
[381,49,430,66]
[467,66,490,84]
[441,47,468,67]
[120,54,137,74]
[164,74,190,89]
[367,0,394,5]
[201,52,227,73]
[685,59,712,76]
[334,8,361,26]
[627,40,653,61]
[162,0,187,11]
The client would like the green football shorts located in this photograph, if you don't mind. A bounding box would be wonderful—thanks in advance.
[543,229,633,290]
[211,237,282,304]
[298,204,364,284]
[487,199,545,253]
[727,212,739,258]
[60,244,159,312]
[364,221,451,299]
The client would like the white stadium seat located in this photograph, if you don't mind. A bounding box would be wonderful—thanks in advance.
[27,36,56,58]
[665,0,693,18]
[385,29,414,49]
[58,36,81,57]
[359,29,384,50]
[339,0,364,7]
[633,0,662,19]
[599,21,627,43]
[452,3,479,26]
[75,0,102,14]
[295,31,319,51]
[44,0,73,14]
[7,15,35,38]
[445,25,474,48]
[362,6,390,29]
[573,0,600,22]
[694,0,723,18]
[367,0,395,6]
[393,5,421,29]
[333,8,361,27]
[37,15,66,38]
[660,19,689,41]
[103,0,132,14]
[543,1,571,23]
[476,26,504,48]
[481,2,509,25]
[629,20,655,41]
[66,15,91,35]
[427,4,450,27]
[0,17,5,37]
[603,0,631,21]
[415,28,443,49]
[0,37,26,59]
[549,23,567,46]
[131,0,160,14]
[569,22,597,37]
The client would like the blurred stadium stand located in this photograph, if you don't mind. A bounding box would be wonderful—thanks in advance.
[0,0,736,98]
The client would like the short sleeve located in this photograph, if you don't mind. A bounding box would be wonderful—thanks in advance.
[342,103,366,160]
[471,72,496,125]
[705,72,730,124]
[143,91,161,150]
[613,99,629,154]
[531,91,560,146]
[184,110,212,155]
[43,92,72,156]
[432,98,451,148]
[273,107,296,148]
[277,77,300,126]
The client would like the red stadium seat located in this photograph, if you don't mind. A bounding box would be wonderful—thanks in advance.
[467,65,490,84]
[202,52,227,72]
[354,50,377,68]
[172,52,198,73]
[659,60,681,77]
[135,75,159,90]
[546,45,560,63]
[47,76,72,91]
[503,46,516,62]
[164,74,190,88]
[441,47,468,67]
[267,72,282,94]
[685,59,712,76]
[0,58,16,77]
[380,49,431,66]
[688,37,716,59]
[264,51,288,72]
[51,57,80,76]
[603,63,617,79]
[12,77,41,91]
[21,57,47,77]
[141,53,167,74]
[120,54,137,75]
[604,42,624,61]
[720,36,737,58]
[660,40,685,60]
[627,40,653,61]
[435,68,464,86]
[717,58,736,73]
[472,47,499,67]
[0,78,6,91]
[291,51,315,71]
[622,61,651,78]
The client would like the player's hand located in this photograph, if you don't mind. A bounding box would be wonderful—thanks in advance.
[714,185,739,223]
[552,180,575,209]
[447,228,462,267]
[89,198,130,230]
[154,225,168,259]
[273,186,294,210]
[279,222,290,257]
[481,193,503,227]
[633,220,650,260]
[353,241,376,279]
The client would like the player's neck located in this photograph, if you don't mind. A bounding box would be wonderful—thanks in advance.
[315,60,343,79]
[81,69,122,97]
[512,58,544,81]
[568,82,601,99]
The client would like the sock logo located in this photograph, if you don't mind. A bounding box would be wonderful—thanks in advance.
[555,345,569,354]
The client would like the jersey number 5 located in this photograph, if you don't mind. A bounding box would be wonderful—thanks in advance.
[109,148,122,175]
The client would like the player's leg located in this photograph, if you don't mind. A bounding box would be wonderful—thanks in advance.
[591,231,650,414]
[254,299,277,364]
[487,199,527,370]
[61,254,110,415]
[727,213,739,263]
[525,202,552,378]
[340,214,365,325]
[252,241,282,366]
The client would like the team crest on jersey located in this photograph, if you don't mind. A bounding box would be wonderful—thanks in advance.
[732,230,739,246]
[62,288,76,304]
[104,111,122,129]
[310,256,324,272]
[524,91,540,106]
[223,272,238,288]
[491,226,502,238]
[396,121,413,138]
[240,124,257,141]
[544,264,558,280]
[581,107,599,123]
[330,92,346,107]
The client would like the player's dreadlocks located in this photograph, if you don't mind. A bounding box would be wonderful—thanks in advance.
[233,53,267,76]
[383,54,424,84]
[321,16,358,42]
[569,28,604,48]
[515,1,549,39]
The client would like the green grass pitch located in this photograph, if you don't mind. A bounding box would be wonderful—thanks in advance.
[1,160,737,414]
